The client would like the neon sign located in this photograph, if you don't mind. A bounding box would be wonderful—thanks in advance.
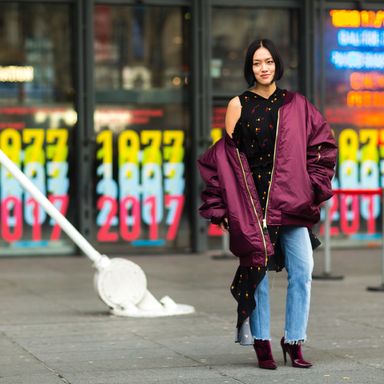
[0,66,34,82]
[347,91,384,107]
[337,29,384,47]
[350,72,384,90]
[330,51,384,69]
[325,9,384,239]
[330,10,384,28]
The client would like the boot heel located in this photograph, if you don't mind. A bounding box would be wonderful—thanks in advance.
[280,337,312,368]
[280,337,287,364]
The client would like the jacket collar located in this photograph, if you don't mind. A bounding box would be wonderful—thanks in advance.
[282,90,295,106]
[224,132,236,147]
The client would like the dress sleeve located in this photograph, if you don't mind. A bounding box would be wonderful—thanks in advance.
[306,101,338,205]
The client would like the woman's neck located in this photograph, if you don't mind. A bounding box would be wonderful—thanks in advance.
[252,82,277,99]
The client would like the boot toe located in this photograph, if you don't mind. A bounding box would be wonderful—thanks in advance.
[259,360,277,370]
[292,359,312,368]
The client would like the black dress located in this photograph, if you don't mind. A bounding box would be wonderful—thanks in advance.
[230,88,286,344]
[229,88,321,345]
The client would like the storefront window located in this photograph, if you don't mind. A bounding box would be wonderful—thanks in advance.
[93,5,191,252]
[324,9,384,242]
[208,7,300,249]
[0,3,76,256]
[211,7,299,95]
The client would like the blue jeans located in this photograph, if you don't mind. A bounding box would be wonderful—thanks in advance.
[250,226,314,343]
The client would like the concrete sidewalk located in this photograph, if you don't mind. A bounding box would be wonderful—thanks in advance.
[0,248,383,384]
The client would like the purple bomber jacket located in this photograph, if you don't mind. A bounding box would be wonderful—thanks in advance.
[197,91,337,267]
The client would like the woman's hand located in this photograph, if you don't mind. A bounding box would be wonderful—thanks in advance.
[219,218,229,233]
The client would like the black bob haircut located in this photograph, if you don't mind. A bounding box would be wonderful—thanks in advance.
[244,39,284,86]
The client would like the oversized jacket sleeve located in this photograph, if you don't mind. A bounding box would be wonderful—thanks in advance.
[306,101,338,205]
[197,144,227,222]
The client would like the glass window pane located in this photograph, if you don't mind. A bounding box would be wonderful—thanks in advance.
[0,3,76,256]
[93,5,191,253]
[209,7,300,251]
[211,7,299,94]
[323,8,384,242]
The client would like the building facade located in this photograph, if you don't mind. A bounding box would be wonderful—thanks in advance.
[0,0,383,256]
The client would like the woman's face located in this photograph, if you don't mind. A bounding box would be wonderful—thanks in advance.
[252,47,276,86]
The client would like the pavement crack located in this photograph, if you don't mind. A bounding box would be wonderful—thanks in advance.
[0,331,72,384]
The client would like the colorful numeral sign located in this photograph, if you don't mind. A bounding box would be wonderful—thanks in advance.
[0,128,69,242]
[95,129,185,243]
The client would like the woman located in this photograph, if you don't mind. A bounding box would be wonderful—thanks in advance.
[197,39,337,370]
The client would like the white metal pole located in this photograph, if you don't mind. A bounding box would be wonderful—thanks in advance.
[324,199,331,275]
[222,231,230,255]
[0,149,104,265]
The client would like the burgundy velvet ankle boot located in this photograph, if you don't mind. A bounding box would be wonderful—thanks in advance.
[253,340,277,370]
[280,337,312,368]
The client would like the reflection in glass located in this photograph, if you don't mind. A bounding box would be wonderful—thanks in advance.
[0,3,73,105]
[0,3,76,256]
[322,9,384,242]
[94,5,190,93]
[209,7,300,250]
[93,5,191,253]
[212,8,299,94]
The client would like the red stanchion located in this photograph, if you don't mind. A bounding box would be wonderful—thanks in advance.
[332,188,382,195]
